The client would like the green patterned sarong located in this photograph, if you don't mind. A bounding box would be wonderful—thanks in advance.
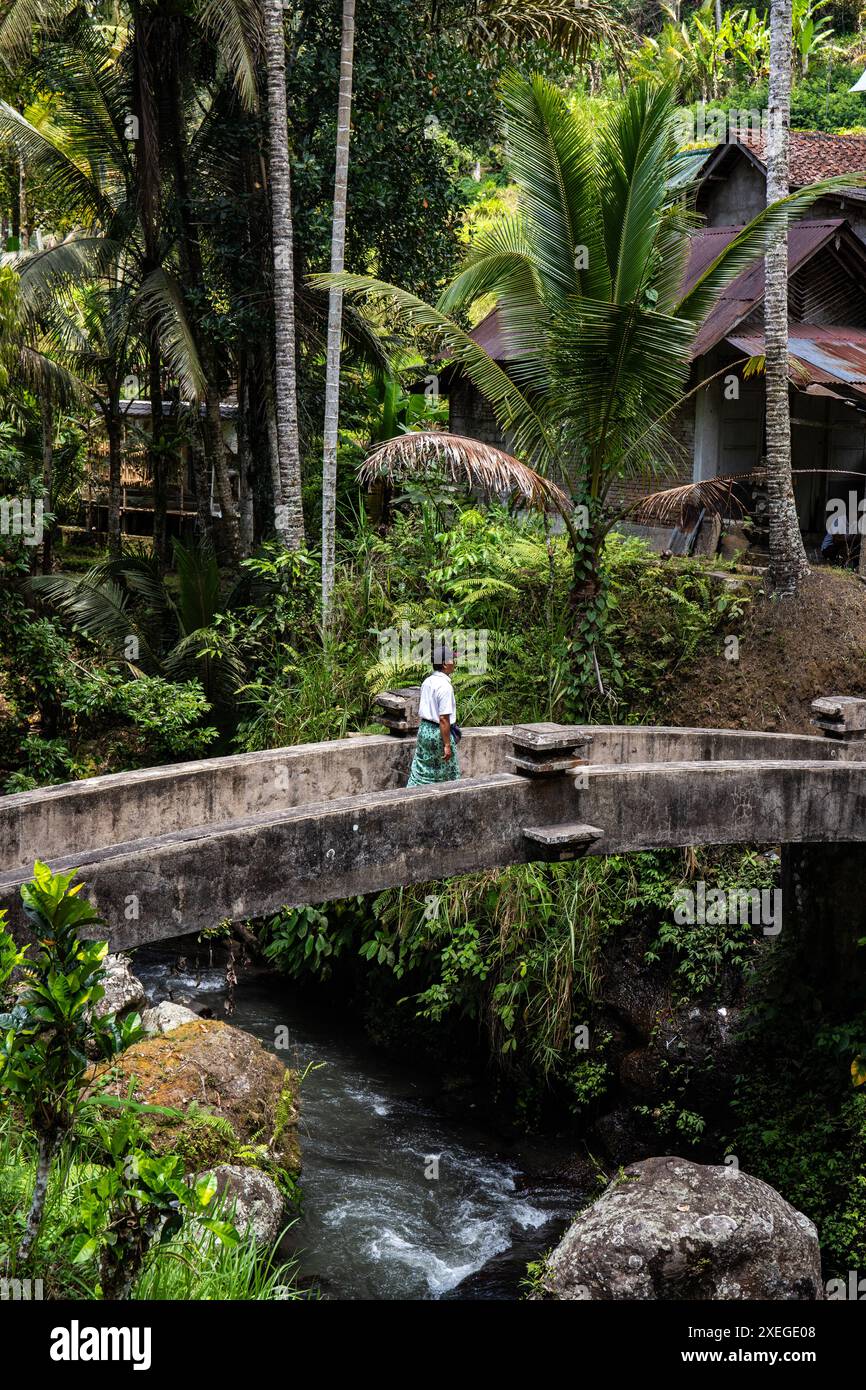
[407,718,460,785]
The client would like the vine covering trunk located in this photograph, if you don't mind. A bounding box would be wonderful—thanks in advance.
[765,0,809,595]
[263,0,305,550]
[321,0,356,625]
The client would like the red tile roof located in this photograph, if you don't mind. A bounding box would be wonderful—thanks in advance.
[736,131,866,186]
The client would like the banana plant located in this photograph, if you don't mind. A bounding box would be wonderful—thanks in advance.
[792,0,834,74]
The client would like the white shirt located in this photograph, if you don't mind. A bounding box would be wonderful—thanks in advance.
[418,671,456,724]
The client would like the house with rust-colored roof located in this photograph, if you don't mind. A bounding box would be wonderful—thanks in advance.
[441,132,866,556]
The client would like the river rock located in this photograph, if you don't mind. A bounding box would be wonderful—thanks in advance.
[140,1001,200,1036]
[196,1165,286,1247]
[88,1019,300,1176]
[534,1156,822,1300]
[95,954,148,1019]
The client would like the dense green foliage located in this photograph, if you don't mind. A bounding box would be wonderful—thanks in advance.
[2,0,866,1304]
[0,864,299,1297]
[0,1118,300,1298]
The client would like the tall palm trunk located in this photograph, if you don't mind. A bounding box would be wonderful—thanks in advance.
[40,394,53,575]
[263,0,305,550]
[105,403,123,558]
[321,0,356,627]
[164,48,241,567]
[765,0,809,594]
[148,330,168,565]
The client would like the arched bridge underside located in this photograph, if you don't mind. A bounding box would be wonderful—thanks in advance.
[2,700,866,950]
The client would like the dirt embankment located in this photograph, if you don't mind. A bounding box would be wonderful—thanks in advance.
[663,568,866,735]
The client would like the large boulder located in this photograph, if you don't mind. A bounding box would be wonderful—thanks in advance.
[95,954,148,1019]
[196,1165,286,1247]
[534,1156,822,1301]
[140,1001,200,1036]
[89,1019,300,1177]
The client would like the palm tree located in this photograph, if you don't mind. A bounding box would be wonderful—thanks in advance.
[319,0,629,627]
[765,0,809,595]
[262,0,305,551]
[318,74,857,692]
[0,13,206,557]
[321,0,356,628]
[31,539,246,710]
[1,1,263,565]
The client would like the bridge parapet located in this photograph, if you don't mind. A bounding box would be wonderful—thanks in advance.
[2,706,866,950]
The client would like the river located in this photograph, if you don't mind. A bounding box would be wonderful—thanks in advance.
[134,946,586,1301]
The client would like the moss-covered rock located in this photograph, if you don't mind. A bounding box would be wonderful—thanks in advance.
[88,1019,300,1177]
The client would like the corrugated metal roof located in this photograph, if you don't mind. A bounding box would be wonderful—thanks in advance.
[688,220,848,357]
[464,221,854,364]
[727,324,866,397]
[117,399,238,419]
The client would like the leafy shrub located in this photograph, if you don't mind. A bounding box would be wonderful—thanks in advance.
[3,733,84,792]
[113,675,217,759]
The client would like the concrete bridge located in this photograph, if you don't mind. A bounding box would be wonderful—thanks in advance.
[2,695,866,973]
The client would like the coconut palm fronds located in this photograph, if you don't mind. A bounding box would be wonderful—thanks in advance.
[360,431,573,516]
[464,1,630,66]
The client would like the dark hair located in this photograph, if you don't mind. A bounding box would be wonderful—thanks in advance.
[432,643,454,672]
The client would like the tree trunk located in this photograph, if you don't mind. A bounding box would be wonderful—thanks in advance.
[40,394,53,575]
[765,0,809,595]
[204,395,241,565]
[567,499,608,709]
[190,419,212,541]
[237,354,254,555]
[321,0,356,627]
[106,405,123,558]
[263,0,305,551]
[18,160,27,251]
[148,330,168,566]
[263,368,282,531]
[164,52,241,567]
[17,1128,56,1266]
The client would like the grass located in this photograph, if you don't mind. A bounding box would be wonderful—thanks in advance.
[0,1119,304,1300]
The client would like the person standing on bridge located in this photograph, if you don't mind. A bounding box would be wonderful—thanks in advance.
[407,644,460,786]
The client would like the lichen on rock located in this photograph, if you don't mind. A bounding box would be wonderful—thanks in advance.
[87,1019,301,1178]
[534,1155,822,1301]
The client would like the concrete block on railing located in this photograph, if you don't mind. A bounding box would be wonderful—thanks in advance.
[811,695,866,741]
[375,687,422,737]
[507,723,593,776]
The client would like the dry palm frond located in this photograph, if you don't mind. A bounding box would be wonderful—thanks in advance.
[742,352,814,387]
[629,474,753,527]
[360,432,573,517]
[631,467,866,528]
